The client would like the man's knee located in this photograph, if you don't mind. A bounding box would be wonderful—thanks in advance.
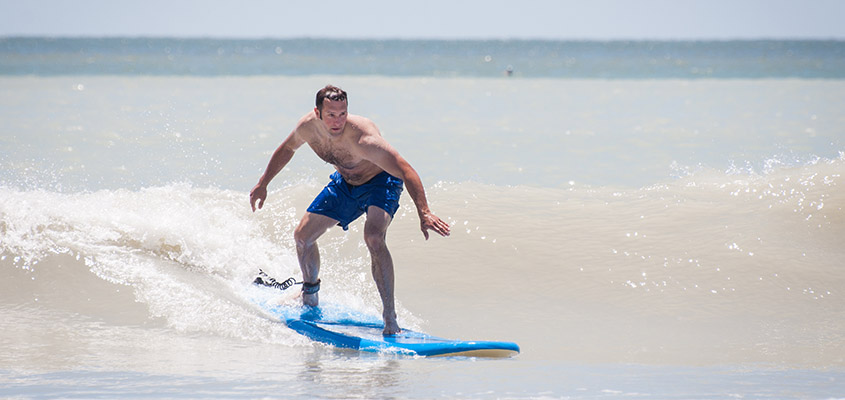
[363,227,387,252]
[293,225,311,249]
[364,207,392,252]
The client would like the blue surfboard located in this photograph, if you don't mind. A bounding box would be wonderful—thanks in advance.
[261,301,520,357]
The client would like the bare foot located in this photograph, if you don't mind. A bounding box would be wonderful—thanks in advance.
[302,292,318,307]
[383,319,401,335]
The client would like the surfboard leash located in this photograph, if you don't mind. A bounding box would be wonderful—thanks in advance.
[253,269,301,291]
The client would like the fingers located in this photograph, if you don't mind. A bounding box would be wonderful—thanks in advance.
[250,185,268,212]
[436,218,451,236]
[421,215,451,240]
[431,216,450,237]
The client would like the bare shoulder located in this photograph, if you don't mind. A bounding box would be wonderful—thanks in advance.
[346,115,379,137]
[296,111,320,130]
[356,126,401,164]
[348,115,389,146]
[293,111,320,139]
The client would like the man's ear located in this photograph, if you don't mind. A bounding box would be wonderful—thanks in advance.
[314,107,321,120]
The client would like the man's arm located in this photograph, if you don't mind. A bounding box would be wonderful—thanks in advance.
[359,136,451,239]
[250,130,304,212]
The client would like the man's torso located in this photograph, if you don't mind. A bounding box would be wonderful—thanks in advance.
[299,114,384,185]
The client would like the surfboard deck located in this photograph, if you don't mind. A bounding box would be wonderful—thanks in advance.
[260,301,520,357]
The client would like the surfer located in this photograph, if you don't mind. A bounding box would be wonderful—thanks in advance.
[249,85,451,335]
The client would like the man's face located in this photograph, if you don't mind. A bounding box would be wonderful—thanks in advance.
[317,99,348,134]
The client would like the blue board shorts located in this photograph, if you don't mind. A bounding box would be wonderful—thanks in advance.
[307,171,404,230]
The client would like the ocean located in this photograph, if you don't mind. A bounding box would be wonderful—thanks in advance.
[1,38,844,399]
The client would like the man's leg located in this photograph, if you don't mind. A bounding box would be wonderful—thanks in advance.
[363,206,399,335]
[293,212,338,307]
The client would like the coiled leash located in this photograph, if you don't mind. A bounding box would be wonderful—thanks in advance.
[253,269,320,294]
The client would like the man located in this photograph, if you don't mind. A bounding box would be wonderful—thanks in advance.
[250,85,451,334]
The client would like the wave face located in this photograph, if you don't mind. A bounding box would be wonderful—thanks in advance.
[2,156,843,367]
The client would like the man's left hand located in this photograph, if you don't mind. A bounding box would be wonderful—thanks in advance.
[420,212,450,240]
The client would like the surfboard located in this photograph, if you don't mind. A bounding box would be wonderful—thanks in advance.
[258,297,520,357]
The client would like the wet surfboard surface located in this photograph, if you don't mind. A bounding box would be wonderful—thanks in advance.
[261,301,520,357]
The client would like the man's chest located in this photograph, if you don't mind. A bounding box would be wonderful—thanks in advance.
[309,139,361,170]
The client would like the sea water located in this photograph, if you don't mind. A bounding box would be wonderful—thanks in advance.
[1,38,845,399]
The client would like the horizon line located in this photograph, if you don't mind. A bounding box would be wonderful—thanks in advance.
[3,34,845,42]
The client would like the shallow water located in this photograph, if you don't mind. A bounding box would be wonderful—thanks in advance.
[2,71,844,398]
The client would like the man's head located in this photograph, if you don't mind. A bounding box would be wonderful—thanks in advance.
[315,85,347,111]
[314,85,348,134]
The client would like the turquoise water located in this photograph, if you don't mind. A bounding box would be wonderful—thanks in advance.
[2,38,845,78]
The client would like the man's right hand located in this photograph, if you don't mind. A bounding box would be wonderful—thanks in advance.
[250,184,267,212]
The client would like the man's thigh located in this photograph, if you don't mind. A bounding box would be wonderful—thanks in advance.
[295,212,340,243]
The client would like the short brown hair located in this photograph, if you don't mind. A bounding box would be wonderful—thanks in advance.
[315,85,348,111]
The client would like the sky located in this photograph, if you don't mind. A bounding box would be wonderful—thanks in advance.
[1,0,844,40]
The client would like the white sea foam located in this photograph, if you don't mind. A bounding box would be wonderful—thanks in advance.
[2,155,843,367]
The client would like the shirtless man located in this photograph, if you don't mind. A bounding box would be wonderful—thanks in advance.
[249,85,451,334]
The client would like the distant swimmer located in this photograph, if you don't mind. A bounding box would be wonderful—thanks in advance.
[505,65,514,77]
[249,85,451,335]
